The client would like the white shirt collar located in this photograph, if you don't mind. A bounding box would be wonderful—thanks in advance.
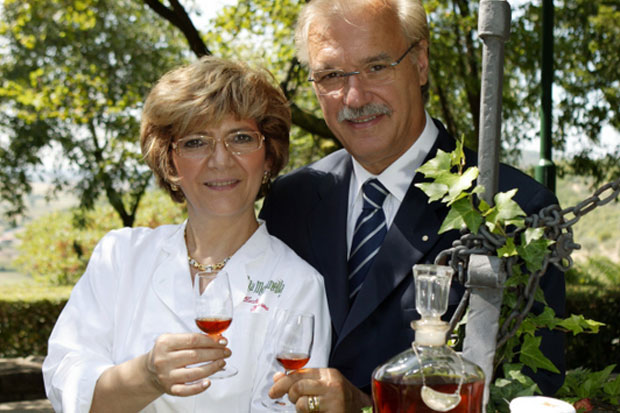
[351,111,438,201]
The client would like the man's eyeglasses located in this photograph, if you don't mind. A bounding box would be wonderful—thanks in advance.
[308,43,418,96]
[172,131,265,158]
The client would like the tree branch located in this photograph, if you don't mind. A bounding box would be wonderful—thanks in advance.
[142,0,336,143]
[280,57,303,99]
[453,0,480,140]
[433,79,458,139]
[290,103,335,141]
[142,0,210,57]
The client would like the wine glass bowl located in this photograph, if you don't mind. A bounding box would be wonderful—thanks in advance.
[195,317,232,336]
[276,353,310,371]
[262,310,315,411]
[194,270,237,379]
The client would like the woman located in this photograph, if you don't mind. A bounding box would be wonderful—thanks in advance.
[42,56,331,412]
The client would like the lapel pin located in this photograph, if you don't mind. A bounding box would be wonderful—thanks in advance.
[422,235,429,242]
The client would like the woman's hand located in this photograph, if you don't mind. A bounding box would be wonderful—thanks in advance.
[91,332,231,412]
[145,332,231,396]
[268,368,372,413]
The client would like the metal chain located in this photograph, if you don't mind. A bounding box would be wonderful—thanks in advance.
[442,176,620,347]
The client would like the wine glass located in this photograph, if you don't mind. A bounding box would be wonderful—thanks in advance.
[262,310,315,411]
[194,270,238,379]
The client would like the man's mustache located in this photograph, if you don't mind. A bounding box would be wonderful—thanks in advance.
[338,103,392,123]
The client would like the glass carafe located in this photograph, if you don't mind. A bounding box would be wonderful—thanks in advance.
[372,264,485,413]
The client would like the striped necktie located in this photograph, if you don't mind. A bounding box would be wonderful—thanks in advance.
[347,178,389,302]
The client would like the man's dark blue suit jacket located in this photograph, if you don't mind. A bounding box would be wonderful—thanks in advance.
[260,119,565,395]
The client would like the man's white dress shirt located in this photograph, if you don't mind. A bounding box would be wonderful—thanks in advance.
[347,111,438,255]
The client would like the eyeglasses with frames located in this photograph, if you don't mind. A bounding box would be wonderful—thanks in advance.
[308,42,418,96]
[172,131,265,158]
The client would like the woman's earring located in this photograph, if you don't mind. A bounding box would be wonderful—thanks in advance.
[262,170,271,184]
[170,183,179,192]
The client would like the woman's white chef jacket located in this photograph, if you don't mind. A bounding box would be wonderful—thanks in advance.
[42,222,331,412]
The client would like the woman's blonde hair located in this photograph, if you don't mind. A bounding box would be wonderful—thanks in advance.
[140,56,291,203]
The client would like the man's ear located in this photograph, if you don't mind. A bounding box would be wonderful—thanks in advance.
[416,39,430,87]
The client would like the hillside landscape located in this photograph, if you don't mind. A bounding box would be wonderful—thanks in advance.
[0,174,619,285]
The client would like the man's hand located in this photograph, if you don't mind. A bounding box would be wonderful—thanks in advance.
[268,368,372,412]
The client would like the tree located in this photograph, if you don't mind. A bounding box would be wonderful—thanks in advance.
[143,0,618,173]
[1,0,617,225]
[0,0,187,226]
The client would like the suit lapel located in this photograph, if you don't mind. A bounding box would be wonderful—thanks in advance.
[308,154,352,335]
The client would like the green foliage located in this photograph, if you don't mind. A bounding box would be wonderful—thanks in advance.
[0,283,70,358]
[0,0,187,225]
[489,364,539,413]
[2,0,617,227]
[205,0,619,170]
[13,189,185,285]
[552,1,620,146]
[416,141,608,406]
[206,0,333,170]
[13,206,116,285]
[489,364,620,413]
[424,0,619,165]
[565,286,620,373]
[556,365,620,409]
[565,148,620,189]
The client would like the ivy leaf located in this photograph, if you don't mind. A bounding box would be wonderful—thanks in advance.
[502,290,518,312]
[504,363,539,389]
[438,197,483,234]
[485,189,525,231]
[478,197,492,213]
[558,314,605,335]
[518,317,538,337]
[504,267,528,288]
[524,227,545,244]
[494,189,524,219]
[517,237,552,272]
[442,166,479,205]
[518,307,558,336]
[417,149,452,178]
[450,135,466,170]
[490,363,540,407]
[438,204,466,234]
[530,307,559,331]
[519,335,560,374]
[455,197,483,233]
[533,286,547,305]
[498,237,518,258]
[416,182,449,203]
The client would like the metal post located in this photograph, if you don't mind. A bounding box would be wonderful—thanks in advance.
[462,255,506,411]
[465,1,511,411]
[535,0,556,192]
[477,0,511,204]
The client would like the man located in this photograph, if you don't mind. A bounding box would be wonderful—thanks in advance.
[261,0,565,411]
